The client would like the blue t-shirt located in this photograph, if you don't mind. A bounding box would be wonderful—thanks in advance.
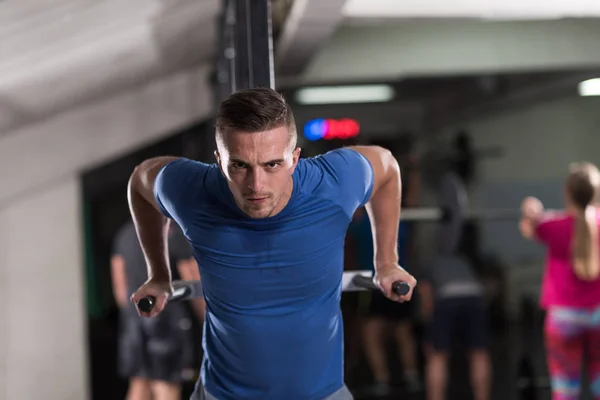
[154,148,374,400]
[347,212,411,272]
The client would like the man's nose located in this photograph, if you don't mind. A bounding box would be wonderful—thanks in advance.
[247,168,264,191]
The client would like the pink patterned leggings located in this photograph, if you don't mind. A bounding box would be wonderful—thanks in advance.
[545,306,600,400]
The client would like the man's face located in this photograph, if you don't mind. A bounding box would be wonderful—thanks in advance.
[215,126,300,219]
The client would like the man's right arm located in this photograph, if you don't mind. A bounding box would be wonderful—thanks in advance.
[129,156,211,316]
[127,156,179,316]
[129,157,179,280]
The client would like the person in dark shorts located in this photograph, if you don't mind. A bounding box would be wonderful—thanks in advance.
[417,167,491,400]
[420,255,490,400]
[348,207,420,396]
[111,220,205,400]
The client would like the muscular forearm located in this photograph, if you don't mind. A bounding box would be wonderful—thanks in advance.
[365,154,402,267]
[128,165,172,281]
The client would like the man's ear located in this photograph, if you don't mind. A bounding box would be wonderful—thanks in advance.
[291,147,301,169]
[215,150,224,176]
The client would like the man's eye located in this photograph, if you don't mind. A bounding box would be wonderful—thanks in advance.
[232,162,246,169]
[266,162,280,169]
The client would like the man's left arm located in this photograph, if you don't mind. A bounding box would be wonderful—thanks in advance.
[349,146,417,301]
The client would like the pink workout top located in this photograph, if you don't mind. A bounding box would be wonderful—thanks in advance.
[536,211,600,309]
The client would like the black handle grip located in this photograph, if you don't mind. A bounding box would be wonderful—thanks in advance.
[135,284,194,314]
[352,275,411,296]
[391,281,411,296]
[137,296,156,313]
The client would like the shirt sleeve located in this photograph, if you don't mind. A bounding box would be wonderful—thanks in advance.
[535,214,557,244]
[153,158,211,224]
[313,148,375,217]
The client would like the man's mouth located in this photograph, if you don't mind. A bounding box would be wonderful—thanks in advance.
[246,196,269,203]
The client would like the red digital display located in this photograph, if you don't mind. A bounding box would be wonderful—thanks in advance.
[303,118,361,141]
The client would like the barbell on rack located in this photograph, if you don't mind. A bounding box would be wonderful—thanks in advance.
[399,207,557,222]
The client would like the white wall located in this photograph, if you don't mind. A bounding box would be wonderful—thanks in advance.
[463,96,600,182]
[0,65,213,400]
[304,19,600,83]
[1,177,84,400]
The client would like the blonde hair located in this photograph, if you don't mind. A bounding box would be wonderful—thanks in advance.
[567,162,600,280]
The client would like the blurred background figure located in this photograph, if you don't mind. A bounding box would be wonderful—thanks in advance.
[419,253,491,400]
[418,153,491,400]
[111,220,205,400]
[346,133,422,396]
[519,163,600,400]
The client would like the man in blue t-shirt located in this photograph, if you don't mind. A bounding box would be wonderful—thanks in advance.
[127,88,417,400]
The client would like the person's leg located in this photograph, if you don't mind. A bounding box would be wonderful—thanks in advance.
[393,318,421,389]
[426,351,448,400]
[150,381,181,400]
[469,350,491,400]
[362,315,391,385]
[465,297,491,400]
[342,293,364,377]
[126,377,152,400]
[425,300,453,400]
[545,307,584,400]
[585,306,600,400]
[362,291,392,390]
[144,307,190,400]
[119,310,151,400]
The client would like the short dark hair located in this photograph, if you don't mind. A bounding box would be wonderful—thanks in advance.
[215,87,296,145]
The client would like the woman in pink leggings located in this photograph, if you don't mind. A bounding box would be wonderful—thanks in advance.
[520,162,600,400]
